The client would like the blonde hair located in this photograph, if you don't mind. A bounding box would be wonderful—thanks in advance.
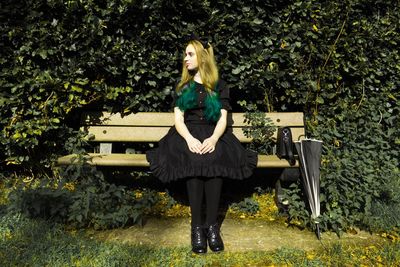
[176,40,219,92]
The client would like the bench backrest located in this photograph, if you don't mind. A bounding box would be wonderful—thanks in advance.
[80,112,305,143]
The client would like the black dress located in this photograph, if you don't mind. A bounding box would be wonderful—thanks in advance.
[146,80,257,183]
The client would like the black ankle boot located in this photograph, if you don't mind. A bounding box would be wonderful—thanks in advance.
[191,225,207,254]
[206,223,224,252]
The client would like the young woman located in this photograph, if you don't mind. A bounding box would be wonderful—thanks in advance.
[146,36,257,254]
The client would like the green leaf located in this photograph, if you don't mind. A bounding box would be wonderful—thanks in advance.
[253,18,263,25]
[148,81,157,87]
[71,85,83,92]
[232,67,241,75]
[39,50,47,59]
[316,97,324,104]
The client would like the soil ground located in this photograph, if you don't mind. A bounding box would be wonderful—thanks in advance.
[94,216,384,252]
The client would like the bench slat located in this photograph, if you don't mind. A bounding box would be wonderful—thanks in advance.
[82,112,174,126]
[58,111,305,169]
[232,113,304,127]
[57,153,298,168]
[84,126,305,142]
[81,112,304,127]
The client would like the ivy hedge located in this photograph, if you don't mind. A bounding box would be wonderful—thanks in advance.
[1,0,399,233]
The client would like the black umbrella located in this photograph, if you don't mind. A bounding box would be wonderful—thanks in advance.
[294,139,323,240]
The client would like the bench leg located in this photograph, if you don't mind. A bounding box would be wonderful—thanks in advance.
[274,168,300,214]
[99,143,112,154]
[275,179,290,214]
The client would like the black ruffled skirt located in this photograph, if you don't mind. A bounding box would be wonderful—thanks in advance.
[146,122,258,183]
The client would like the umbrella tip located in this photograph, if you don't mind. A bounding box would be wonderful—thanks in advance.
[315,224,321,240]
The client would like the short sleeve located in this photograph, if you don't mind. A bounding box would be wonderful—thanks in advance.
[218,80,232,111]
[171,90,178,108]
[171,79,181,108]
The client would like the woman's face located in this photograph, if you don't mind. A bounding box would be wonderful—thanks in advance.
[184,44,198,70]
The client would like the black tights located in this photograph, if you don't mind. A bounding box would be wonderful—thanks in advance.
[186,177,223,227]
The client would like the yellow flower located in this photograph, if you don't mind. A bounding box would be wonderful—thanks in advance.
[5,232,12,240]
[376,255,382,262]
[63,182,76,191]
[334,139,341,147]
[306,252,316,260]
[134,191,143,199]
[312,24,319,32]
[280,40,287,49]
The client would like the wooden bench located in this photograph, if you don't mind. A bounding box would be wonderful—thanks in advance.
[57,112,305,168]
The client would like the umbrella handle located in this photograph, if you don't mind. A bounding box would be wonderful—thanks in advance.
[297,134,307,141]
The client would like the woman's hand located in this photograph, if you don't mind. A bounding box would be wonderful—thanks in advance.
[175,107,202,154]
[199,109,227,154]
[185,136,203,154]
[201,137,218,154]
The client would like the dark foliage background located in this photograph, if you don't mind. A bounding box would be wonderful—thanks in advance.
[1,0,399,233]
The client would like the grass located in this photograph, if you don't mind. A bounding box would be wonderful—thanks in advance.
[1,210,400,267]
[1,177,399,266]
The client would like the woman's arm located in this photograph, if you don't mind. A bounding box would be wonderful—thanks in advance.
[201,109,228,154]
[174,107,203,154]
